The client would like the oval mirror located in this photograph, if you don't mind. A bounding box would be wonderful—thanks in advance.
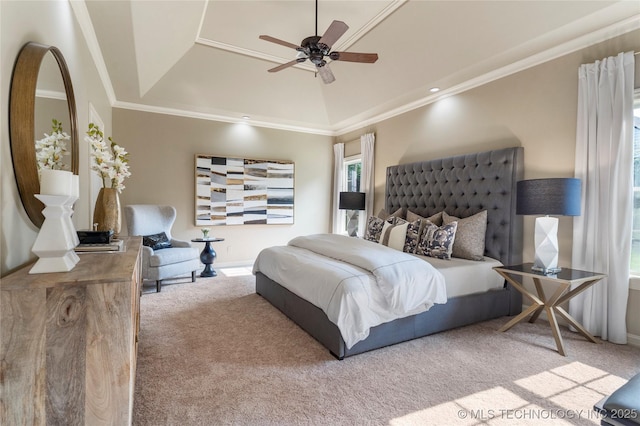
[9,42,78,228]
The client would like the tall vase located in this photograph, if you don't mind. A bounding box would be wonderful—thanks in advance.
[93,187,121,237]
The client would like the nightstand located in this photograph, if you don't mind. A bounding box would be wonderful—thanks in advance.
[493,263,606,356]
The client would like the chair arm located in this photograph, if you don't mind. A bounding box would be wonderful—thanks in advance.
[141,245,154,262]
[171,239,192,248]
[602,373,640,425]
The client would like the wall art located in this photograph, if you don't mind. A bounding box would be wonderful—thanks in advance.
[195,155,294,225]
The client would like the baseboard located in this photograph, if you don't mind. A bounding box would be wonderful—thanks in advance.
[215,260,255,268]
[522,304,640,347]
[627,333,640,348]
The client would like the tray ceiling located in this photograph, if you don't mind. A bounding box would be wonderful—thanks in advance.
[81,0,640,135]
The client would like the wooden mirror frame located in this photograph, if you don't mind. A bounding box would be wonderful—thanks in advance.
[9,42,78,228]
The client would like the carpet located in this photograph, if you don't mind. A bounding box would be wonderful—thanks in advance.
[133,268,640,425]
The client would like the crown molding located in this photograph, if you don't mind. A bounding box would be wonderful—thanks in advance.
[112,100,335,136]
[194,37,317,73]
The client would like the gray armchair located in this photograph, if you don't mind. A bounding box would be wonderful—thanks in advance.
[124,205,200,292]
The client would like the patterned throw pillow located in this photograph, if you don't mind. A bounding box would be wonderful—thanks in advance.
[443,210,487,261]
[366,216,398,243]
[403,219,423,253]
[365,216,384,242]
[142,232,172,250]
[416,221,458,259]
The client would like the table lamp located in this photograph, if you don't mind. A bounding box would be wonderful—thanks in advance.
[516,178,581,273]
[339,192,366,237]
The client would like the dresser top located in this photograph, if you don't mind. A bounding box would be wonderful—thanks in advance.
[1,237,142,291]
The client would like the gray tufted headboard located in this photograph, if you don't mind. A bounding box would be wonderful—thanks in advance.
[385,147,524,266]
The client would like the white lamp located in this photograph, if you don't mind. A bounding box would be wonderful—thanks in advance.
[516,178,581,274]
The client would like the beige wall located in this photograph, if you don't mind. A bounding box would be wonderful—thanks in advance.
[1,1,113,275]
[113,109,333,265]
[336,29,640,340]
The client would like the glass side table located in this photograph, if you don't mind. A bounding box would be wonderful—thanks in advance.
[191,238,225,277]
[494,263,606,356]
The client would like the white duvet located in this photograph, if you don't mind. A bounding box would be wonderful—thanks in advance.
[252,234,447,348]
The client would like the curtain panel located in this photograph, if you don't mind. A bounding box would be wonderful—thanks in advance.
[360,133,375,237]
[571,51,635,344]
[332,143,345,234]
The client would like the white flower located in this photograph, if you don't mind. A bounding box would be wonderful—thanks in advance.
[35,119,70,170]
[86,123,131,193]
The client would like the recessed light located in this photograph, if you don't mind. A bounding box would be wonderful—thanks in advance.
[429,87,440,93]
[242,115,251,120]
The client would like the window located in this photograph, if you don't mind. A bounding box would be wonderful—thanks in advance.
[630,94,640,273]
[344,156,362,192]
[341,155,362,234]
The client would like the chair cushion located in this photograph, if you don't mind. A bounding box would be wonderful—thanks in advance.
[149,247,199,267]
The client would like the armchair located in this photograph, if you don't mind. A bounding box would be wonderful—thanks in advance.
[124,205,200,292]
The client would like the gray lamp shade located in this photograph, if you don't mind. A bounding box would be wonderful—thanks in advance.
[516,178,581,216]
[339,192,366,210]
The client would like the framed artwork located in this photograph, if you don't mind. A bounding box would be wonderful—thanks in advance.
[195,154,294,225]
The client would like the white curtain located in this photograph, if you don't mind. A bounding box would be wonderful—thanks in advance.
[360,133,375,236]
[570,51,635,344]
[332,143,345,234]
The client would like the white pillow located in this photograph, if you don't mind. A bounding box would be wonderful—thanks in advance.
[379,221,394,244]
[386,222,409,251]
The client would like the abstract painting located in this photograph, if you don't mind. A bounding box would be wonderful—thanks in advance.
[195,155,294,225]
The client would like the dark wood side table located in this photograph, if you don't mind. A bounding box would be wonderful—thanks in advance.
[493,263,606,356]
[191,237,225,277]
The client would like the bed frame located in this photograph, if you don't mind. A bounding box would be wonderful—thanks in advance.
[256,146,524,359]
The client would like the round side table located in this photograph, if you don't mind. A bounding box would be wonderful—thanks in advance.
[191,237,225,277]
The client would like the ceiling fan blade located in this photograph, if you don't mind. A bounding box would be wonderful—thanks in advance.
[268,59,303,73]
[259,35,300,50]
[331,52,379,63]
[317,64,335,84]
[318,20,348,49]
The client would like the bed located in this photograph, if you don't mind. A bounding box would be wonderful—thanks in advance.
[255,146,524,359]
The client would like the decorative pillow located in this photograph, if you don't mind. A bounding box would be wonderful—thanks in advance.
[142,232,172,251]
[379,220,396,245]
[407,210,443,226]
[377,207,404,220]
[386,221,409,251]
[443,210,487,261]
[403,219,423,253]
[366,215,400,243]
[416,221,458,259]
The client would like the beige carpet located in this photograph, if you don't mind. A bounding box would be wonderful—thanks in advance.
[134,269,640,425]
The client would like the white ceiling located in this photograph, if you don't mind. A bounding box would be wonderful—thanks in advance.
[80,0,640,135]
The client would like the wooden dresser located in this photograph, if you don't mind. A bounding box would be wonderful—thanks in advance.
[1,237,142,425]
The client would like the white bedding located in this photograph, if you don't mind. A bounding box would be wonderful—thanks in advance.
[415,255,505,298]
[253,234,447,349]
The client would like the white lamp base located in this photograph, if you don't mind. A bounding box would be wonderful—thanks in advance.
[532,215,561,274]
[30,194,79,274]
[346,210,359,237]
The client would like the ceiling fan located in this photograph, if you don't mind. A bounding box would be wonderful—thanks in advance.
[259,0,379,84]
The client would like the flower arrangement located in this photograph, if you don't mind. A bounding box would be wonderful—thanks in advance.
[201,228,211,238]
[35,119,70,170]
[85,123,131,192]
